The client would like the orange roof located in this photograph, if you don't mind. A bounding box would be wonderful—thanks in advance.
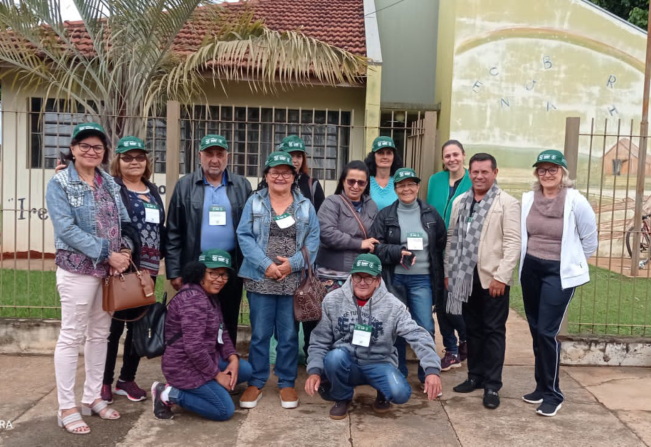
[59,0,366,58]
[605,138,651,164]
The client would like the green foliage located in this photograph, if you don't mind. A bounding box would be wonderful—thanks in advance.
[590,0,649,29]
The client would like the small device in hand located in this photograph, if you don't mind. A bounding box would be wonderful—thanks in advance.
[400,254,414,270]
[59,151,69,167]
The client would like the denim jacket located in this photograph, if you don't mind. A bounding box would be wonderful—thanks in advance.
[46,163,131,266]
[236,188,320,281]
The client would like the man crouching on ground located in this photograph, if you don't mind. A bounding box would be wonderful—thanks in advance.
[304,253,442,420]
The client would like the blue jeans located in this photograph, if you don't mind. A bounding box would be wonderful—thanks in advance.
[169,358,252,421]
[436,290,467,354]
[393,274,435,383]
[321,348,412,403]
[248,292,298,389]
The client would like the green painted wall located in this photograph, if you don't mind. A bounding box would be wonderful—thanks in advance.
[375,0,439,109]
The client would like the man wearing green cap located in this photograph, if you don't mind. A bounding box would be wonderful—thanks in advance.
[166,134,252,344]
[445,153,520,410]
[305,253,442,420]
[370,167,447,386]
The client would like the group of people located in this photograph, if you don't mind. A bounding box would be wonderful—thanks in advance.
[46,123,598,434]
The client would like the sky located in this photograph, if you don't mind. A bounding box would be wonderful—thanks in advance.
[59,0,239,21]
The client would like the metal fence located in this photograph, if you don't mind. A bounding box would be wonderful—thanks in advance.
[555,117,651,336]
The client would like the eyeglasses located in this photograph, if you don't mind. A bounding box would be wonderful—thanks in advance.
[268,171,294,180]
[77,143,105,153]
[536,166,559,176]
[207,271,229,281]
[351,275,377,285]
[395,182,418,190]
[346,179,368,188]
[120,154,147,163]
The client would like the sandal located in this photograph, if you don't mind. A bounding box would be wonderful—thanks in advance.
[57,410,90,435]
[81,400,121,420]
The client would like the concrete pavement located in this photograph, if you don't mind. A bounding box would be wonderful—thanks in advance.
[1,310,650,446]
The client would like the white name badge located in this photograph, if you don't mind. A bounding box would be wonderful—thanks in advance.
[144,202,160,224]
[352,323,372,347]
[209,205,227,226]
[218,323,224,344]
[407,232,424,251]
[274,212,295,229]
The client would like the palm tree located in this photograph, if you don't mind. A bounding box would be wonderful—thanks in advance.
[0,0,367,139]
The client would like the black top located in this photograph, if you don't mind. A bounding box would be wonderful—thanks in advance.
[297,173,325,213]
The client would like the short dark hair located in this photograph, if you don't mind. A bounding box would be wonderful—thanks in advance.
[364,148,403,177]
[182,262,206,286]
[469,153,497,170]
[334,160,370,195]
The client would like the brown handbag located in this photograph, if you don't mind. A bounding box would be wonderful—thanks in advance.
[102,259,156,316]
[294,246,327,322]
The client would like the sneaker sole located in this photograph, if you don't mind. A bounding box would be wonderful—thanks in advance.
[440,362,462,372]
[522,396,544,404]
[537,403,562,417]
[239,392,262,409]
[280,399,299,409]
[151,382,174,420]
[372,405,392,414]
[114,389,146,402]
[329,413,348,420]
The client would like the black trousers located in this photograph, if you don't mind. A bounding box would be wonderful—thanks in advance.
[220,274,244,344]
[463,269,510,391]
[521,254,575,405]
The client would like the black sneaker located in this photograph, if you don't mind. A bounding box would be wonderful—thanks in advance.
[329,400,351,420]
[373,391,392,414]
[483,389,500,409]
[151,382,174,420]
[522,390,544,404]
[453,378,484,393]
[536,402,562,417]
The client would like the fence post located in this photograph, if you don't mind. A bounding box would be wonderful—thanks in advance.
[561,117,580,336]
[164,101,181,298]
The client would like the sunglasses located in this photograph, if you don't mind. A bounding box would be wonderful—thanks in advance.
[121,154,147,163]
[346,179,368,188]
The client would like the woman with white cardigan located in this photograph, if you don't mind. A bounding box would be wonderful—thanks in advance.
[519,150,597,418]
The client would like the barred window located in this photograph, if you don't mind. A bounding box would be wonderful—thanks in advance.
[180,105,351,180]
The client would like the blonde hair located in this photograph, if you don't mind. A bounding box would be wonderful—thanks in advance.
[110,151,153,180]
[532,166,574,191]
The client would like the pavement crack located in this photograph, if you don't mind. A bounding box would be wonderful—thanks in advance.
[348,406,354,447]
[440,400,463,446]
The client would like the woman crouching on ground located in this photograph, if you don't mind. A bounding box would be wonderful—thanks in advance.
[152,250,252,421]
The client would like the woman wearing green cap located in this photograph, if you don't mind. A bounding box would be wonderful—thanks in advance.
[46,123,137,434]
[101,136,166,404]
[371,167,447,388]
[519,150,597,417]
[279,135,326,212]
[236,151,320,410]
[151,250,252,421]
[364,136,403,210]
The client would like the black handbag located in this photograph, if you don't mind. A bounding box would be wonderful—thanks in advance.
[132,292,181,359]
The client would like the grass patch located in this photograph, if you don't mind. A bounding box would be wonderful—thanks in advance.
[509,265,651,337]
[0,269,251,324]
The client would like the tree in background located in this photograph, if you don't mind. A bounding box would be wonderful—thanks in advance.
[590,0,649,29]
[0,0,367,140]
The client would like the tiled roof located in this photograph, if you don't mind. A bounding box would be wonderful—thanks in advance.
[59,0,366,57]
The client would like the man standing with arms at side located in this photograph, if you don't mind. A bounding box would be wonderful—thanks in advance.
[444,153,520,410]
[166,135,252,344]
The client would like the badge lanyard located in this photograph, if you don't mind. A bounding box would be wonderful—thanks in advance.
[406,232,424,251]
[351,294,373,348]
[274,212,296,229]
[209,205,227,226]
[143,202,160,224]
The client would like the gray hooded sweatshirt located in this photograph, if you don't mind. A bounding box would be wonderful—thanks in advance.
[307,277,441,377]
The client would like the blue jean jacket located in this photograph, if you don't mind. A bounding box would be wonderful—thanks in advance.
[46,163,131,266]
[236,188,320,281]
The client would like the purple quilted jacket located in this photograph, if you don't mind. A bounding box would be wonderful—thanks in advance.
[162,283,238,389]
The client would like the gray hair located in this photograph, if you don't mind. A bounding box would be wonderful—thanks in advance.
[532,166,575,191]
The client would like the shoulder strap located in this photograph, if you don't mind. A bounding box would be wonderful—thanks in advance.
[338,194,368,239]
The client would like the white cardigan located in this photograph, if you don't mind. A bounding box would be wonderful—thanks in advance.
[519,188,598,289]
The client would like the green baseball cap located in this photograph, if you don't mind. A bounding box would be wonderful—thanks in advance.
[279,135,306,153]
[372,136,396,152]
[200,134,229,152]
[72,122,106,139]
[393,167,421,184]
[533,150,567,169]
[198,249,233,270]
[350,254,382,277]
[265,151,294,168]
[115,136,149,154]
